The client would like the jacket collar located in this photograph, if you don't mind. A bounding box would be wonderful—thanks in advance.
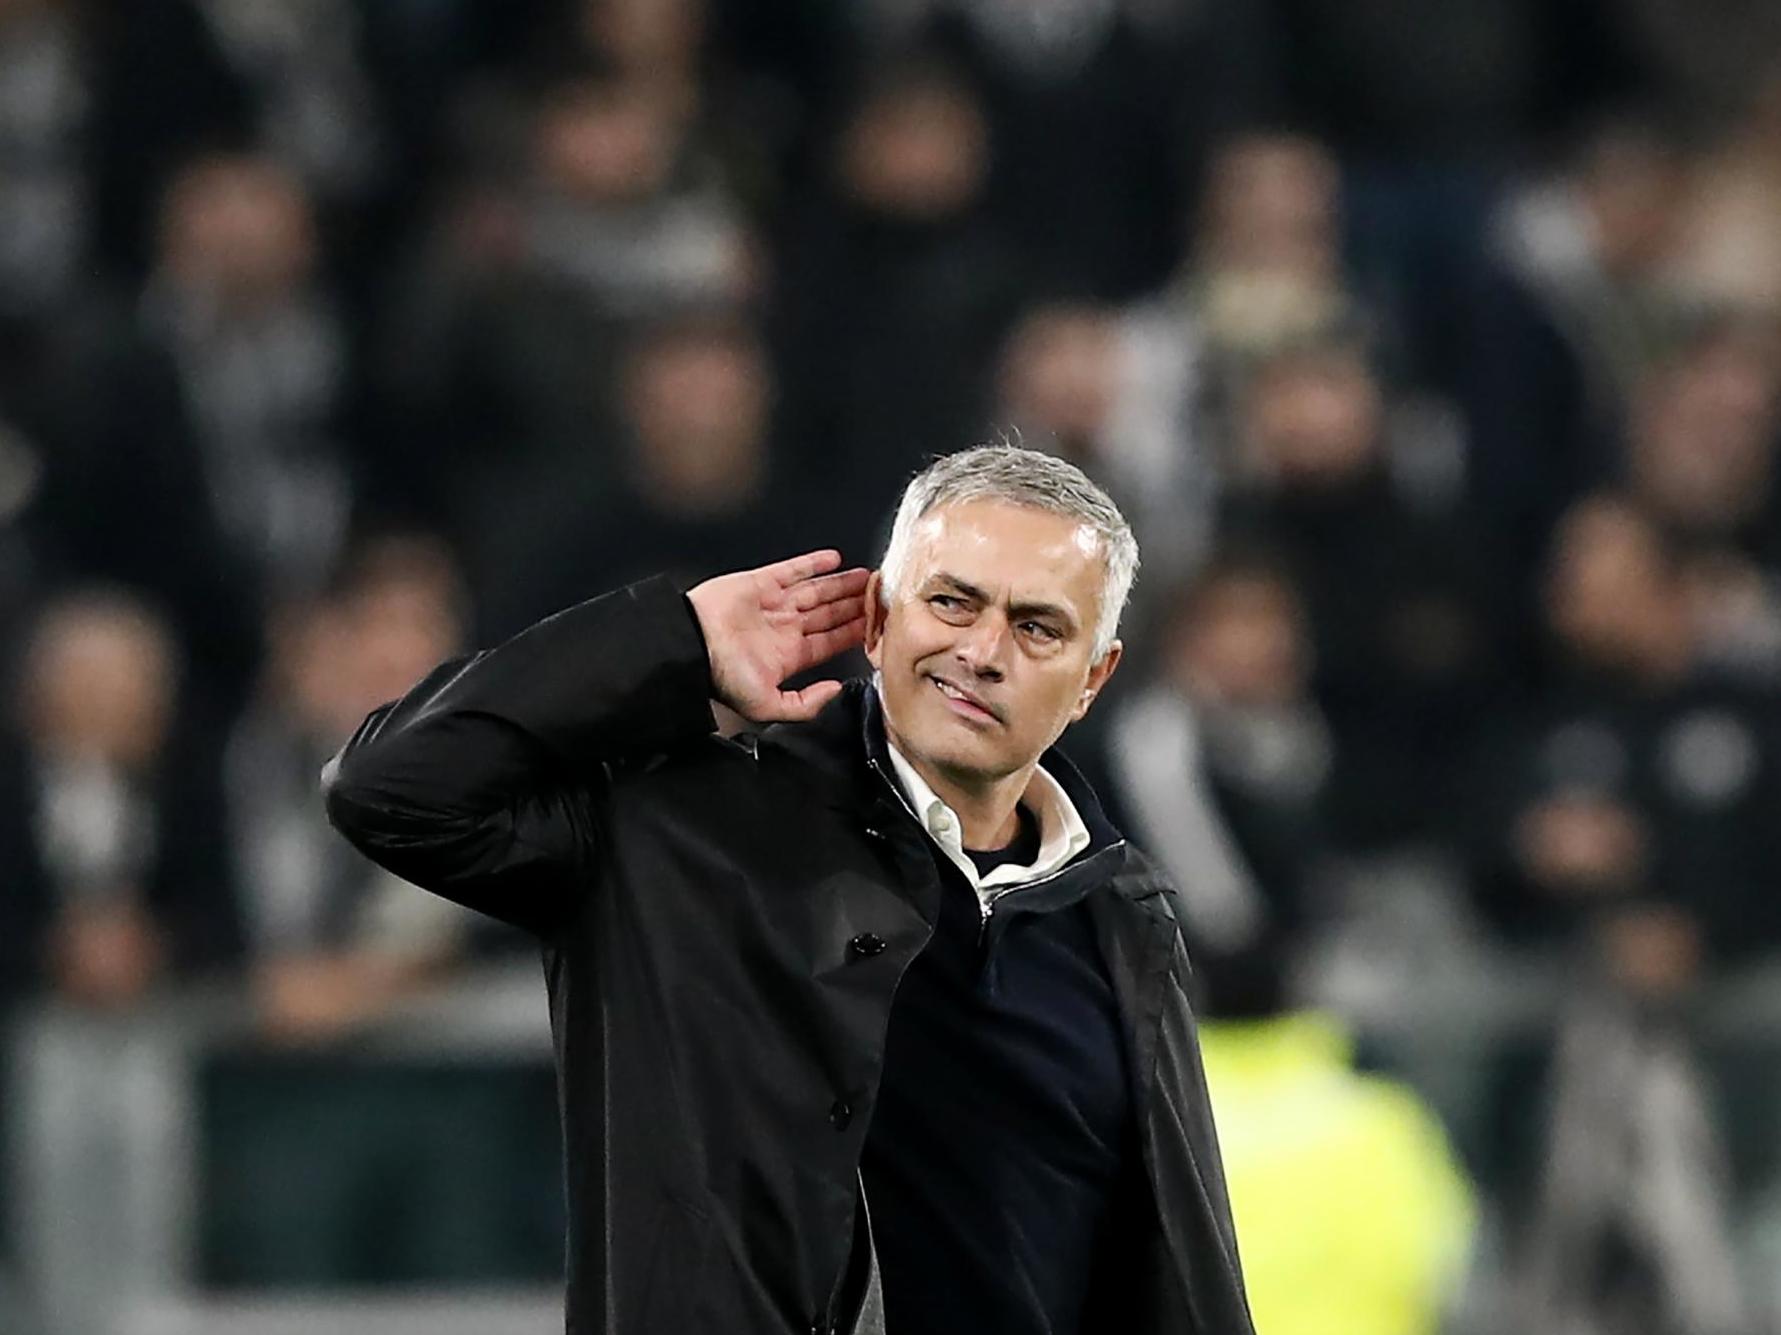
[766,678,1132,872]
[856,678,1126,855]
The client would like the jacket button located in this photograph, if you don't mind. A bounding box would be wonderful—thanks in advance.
[863,825,886,841]
[828,1099,853,1130]
[847,933,887,959]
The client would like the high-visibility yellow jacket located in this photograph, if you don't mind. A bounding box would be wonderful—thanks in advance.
[1200,1012,1475,1335]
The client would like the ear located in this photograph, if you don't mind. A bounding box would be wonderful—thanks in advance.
[863,569,888,671]
[1071,640,1123,722]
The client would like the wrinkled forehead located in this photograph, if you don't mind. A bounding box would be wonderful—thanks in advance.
[904,499,1106,609]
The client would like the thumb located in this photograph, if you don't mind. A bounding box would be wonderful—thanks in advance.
[775,678,843,721]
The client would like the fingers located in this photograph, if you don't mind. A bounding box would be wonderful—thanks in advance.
[798,616,866,668]
[774,678,844,722]
[792,566,870,611]
[766,549,842,588]
[801,594,865,634]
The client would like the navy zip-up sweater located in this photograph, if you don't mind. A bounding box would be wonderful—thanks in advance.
[860,784,1135,1335]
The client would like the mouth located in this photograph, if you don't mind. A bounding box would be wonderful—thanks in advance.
[928,674,1000,725]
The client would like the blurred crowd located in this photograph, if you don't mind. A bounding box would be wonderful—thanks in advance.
[5,0,1781,1330]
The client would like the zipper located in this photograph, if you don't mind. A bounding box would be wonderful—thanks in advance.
[972,846,1130,948]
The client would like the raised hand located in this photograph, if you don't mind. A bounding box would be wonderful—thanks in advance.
[686,550,871,723]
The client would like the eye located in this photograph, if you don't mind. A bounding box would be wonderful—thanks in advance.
[929,594,961,609]
[1020,621,1060,642]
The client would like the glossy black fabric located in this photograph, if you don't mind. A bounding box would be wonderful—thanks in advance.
[322,574,1254,1335]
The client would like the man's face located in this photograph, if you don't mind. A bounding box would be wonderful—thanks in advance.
[864,500,1122,788]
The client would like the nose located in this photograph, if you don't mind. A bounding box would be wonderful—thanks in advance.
[954,614,1009,681]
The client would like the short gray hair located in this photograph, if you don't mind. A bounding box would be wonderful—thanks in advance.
[878,442,1139,660]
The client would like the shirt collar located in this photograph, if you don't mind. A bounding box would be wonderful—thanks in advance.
[875,684,1093,902]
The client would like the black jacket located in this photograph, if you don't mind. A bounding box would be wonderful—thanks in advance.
[322,575,1253,1334]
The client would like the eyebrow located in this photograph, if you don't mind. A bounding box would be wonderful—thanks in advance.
[929,572,1080,632]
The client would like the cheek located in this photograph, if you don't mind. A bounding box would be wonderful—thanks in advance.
[1031,671,1089,728]
[893,620,955,671]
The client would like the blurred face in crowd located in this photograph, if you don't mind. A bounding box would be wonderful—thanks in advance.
[624,323,770,511]
[998,306,1120,448]
[159,157,316,314]
[278,541,465,738]
[580,0,704,74]
[1629,327,1781,533]
[1241,347,1383,490]
[275,598,356,738]
[21,599,177,770]
[865,500,1121,793]
[535,79,681,205]
[1514,790,1651,902]
[840,74,988,221]
[1168,569,1309,708]
[343,565,463,712]
[1201,135,1341,282]
[1576,126,1687,280]
[1545,497,1691,675]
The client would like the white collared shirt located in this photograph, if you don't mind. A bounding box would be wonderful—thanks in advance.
[882,729,1093,913]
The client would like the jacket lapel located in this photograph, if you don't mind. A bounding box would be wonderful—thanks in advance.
[1090,887,1254,1334]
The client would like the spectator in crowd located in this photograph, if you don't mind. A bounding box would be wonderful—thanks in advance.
[1195,939,1475,1335]
[229,535,474,1041]
[1665,65,1781,312]
[205,548,550,1300]
[0,589,237,1009]
[510,0,846,223]
[467,311,796,643]
[996,302,1215,595]
[870,0,1257,300]
[533,0,712,137]
[1467,494,1781,967]
[1253,0,1642,164]
[520,71,752,318]
[1459,114,1693,575]
[1620,315,1781,676]
[1220,335,1501,850]
[50,153,353,710]
[1251,0,1651,389]
[1099,555,1333,960]
[146,155,355,591]
[1464,502,1765,1335]
[375,67,754,537]
[567,0,704,91]
[0,0,250,399]
[1513,956,1750,1335]
[195,0,384,212]
[774,58,1022,555]
[1174,134,1367,372]
[0,0,90,383]
[1103,133,1383,581]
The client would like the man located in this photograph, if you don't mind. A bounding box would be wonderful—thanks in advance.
[322,444,1253,1334]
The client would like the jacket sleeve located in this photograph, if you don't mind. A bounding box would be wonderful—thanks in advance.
[320,575,717,935]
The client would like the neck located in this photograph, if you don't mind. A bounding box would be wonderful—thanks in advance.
[948,772,1029,851]
[890,728,1032,850]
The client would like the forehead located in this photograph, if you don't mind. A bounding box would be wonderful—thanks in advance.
[905,499,1105,610]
